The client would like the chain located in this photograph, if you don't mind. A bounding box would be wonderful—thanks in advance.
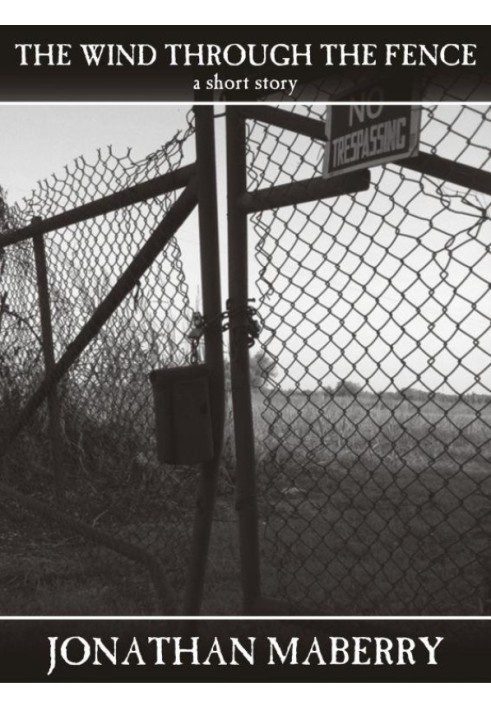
[187,299,263,364]
[223,298,262,348]
[188,311,206,364]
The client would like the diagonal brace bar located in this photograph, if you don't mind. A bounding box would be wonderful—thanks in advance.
[395,152,491,196]
[240,104,491,197]
[240,171,371,213]
[239,105,326,142]
[0,181,198,455]
[0,163,196,248]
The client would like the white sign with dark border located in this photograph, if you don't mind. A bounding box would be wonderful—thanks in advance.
[323,80,421,178]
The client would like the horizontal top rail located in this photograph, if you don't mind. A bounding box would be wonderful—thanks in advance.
[240,171,371,212]
[395,152,491,196]
[2,180,198,454]
[0,162,196,248]
[240,105,491,197]
[240,105,326,142]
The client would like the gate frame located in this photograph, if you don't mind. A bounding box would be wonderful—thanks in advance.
[2,104,491,616]
[226,103,491,614]
[0,106,226,616]
[0,147,199,614]
[182,106,225,615]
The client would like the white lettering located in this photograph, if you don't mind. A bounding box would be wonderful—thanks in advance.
[230,637,255,665]
[121,637,145,666]
[93,637,118,666]
[202,637,227,665]
[419,636,444,665]
[268,637,299,664]
[331,636,350,664]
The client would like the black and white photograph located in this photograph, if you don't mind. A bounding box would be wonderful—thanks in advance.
[0,23,490,694]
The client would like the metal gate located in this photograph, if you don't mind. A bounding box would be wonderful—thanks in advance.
[0,108,224,615]
[227,103,491,614]
[1,102,490,616]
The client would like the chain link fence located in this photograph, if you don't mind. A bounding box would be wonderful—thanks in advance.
[246,102,491,613]
[2,96,490,617]
[0,114,215,613]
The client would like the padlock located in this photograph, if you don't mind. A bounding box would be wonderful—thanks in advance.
[149,364,214,465]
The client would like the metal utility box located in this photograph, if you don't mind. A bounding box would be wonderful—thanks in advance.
[149,364,214,465]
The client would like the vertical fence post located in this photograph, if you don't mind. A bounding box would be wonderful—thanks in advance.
[32,219,65,503]
[183,106,225,615]
[226,107,262,613]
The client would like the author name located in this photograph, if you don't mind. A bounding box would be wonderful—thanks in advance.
[47,634,444,675]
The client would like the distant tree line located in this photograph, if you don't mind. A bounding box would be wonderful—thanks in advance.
[281,378,491,405]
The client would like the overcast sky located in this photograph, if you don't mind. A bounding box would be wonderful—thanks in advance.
[1,103,489,395]
[0,105,190,198]
[0,104,209,301]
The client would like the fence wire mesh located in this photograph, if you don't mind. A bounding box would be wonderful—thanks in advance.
[0,114,204,613]
[2,97,491,617]
[246,103,491,613]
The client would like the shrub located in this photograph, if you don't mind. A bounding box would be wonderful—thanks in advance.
[333,379,363,397]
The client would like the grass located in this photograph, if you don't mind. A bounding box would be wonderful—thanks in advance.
[0,386,489,615]
[0,515,160,614]
[252,389,491,614]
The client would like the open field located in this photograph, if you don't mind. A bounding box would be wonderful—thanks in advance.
[0,491,241,615]
[0,386,489,615]
[253,389,491,613]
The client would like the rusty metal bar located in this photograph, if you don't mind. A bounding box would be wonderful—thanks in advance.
[240,171,371,213]
[396,152,491,196]
[1,182,198,455]
[239,104,326,141]
[226,106,261,613]
[183,106,225,616]
[0,479,176,612]
[0,162,196,248]
[32,223,65,503]
[240,104,491,197]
